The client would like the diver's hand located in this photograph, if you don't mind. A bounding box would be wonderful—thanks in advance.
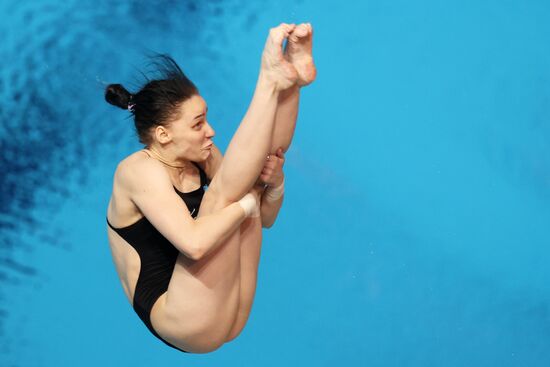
[260,148,285,187]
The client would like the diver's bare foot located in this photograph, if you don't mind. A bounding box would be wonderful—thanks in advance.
[285,23,316,87]
[260,23,299,91]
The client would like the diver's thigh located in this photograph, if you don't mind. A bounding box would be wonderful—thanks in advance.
[196,180,229,217]
[226,216,263,342]
[157,229,242,345]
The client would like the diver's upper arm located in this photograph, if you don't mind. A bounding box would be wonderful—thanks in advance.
[116,159,200,259]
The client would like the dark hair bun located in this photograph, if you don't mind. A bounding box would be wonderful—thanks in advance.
[105,84,132,110]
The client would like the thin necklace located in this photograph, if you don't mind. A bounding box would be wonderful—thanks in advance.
[143,148,188,169]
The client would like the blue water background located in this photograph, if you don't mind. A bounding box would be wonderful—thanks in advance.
[1,0,550,366]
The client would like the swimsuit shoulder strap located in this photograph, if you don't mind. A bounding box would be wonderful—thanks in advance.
[192,161,210,187]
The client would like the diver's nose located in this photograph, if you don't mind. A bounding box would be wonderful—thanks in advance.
[205,121,215,138]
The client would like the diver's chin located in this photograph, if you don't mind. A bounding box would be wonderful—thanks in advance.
[197,150,211,162]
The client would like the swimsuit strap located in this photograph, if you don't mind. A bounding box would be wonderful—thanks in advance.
[192,161,210,187]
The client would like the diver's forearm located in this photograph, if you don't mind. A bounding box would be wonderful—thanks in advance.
[191,202,247,259]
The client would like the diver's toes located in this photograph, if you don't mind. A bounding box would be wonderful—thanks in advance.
[294,23,309,38]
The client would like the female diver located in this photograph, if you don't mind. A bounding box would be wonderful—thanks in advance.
[105,23,316,353]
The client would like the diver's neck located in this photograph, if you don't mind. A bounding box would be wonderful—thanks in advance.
[145,146,191,170]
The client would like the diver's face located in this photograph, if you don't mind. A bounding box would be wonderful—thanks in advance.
[170,94,215,161]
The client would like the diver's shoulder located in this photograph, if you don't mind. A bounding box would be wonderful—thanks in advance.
[114,150,165,187]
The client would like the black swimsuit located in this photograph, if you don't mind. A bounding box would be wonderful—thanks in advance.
[106,162,209,353]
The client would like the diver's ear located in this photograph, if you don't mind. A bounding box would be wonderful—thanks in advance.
[154,125,172,144]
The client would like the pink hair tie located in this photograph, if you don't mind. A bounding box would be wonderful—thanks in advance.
[128,103,136,111]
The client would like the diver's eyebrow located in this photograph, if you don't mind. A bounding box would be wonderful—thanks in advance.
[193,106,208,120]
[193,113,205,120]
